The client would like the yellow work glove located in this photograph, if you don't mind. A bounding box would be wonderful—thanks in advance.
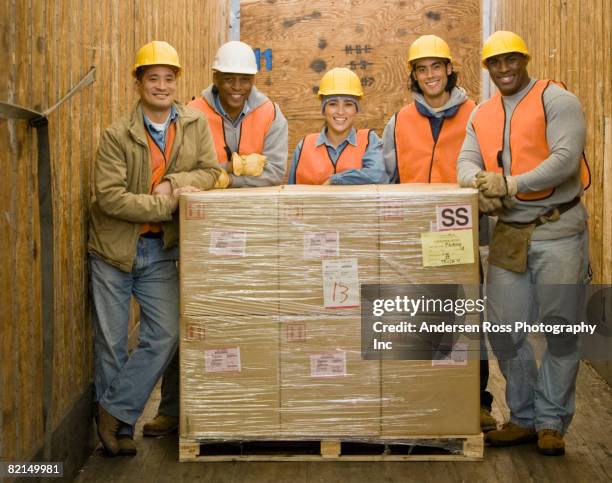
[478,191,503,215]
[213,168,231,189]
[231,152,266,177]
[475,171,518,197]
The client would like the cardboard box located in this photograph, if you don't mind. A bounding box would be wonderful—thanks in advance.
[377,185,480,436]
[381,358,480,436]
[180,188,280,317]
[279,185,379,315]
[179,184,481,440]
[180,315,280,439]
[378,184,479,285]
[280,315,380,437]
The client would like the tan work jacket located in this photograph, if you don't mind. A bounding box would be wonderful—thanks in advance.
[88,102,220,272]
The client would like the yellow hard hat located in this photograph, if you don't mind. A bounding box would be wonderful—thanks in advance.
[481,31,530,67]
[317,68,364,99]
[408,35,452,65]
[133,41,181,76]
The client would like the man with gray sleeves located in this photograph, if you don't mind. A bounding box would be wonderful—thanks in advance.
[187,40,288,188]
[457,31,590,456]
[143,40,288,437]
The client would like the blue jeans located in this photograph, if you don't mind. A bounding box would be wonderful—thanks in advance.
[486,229,589,434]
[90,237,179,433]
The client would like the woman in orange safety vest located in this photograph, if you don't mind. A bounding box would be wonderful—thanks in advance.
[288,68,388,185]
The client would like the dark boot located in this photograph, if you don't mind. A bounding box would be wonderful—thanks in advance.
[537,429,565,456]
[480,406,498,433]
[486,421,537,446]
[118,435,137,456]
[97,405,120,455]
[142,414,179,437]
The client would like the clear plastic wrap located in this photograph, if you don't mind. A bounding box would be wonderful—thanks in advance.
[179,184,481,448]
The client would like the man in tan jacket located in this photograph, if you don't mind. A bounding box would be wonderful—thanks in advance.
[88,41,220,456]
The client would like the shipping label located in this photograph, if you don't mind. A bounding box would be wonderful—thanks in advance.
[322,258,360,308]
[310,351,347,377]
[420,230,474,267]
[204,347,241,373]
[304,231,340,258]
[435,204,473,231]
[209,230,247,257]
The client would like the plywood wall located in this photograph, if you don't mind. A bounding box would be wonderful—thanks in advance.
[486,0,612,284]
[0,0,230,463]
[241,0,481,165]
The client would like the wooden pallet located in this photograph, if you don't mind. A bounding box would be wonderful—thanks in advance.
[179,434,484,462]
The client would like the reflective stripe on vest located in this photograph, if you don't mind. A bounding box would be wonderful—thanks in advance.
[141,122,176,234]
[188,96,275,164]
[395,100,475,183]
[295,129,370,185]
[472,79,590,201]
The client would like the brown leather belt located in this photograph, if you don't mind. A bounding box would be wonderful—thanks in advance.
[508,197,581,227]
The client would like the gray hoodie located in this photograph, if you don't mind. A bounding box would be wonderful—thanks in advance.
[201,85,288,187]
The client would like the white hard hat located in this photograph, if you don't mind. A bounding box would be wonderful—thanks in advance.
[212,41,258,74]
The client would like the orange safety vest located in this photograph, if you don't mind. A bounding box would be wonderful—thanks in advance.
[295,129,370,185]
[471,79,590,201]
[395,99,476,183]
[141,123,176,234]
[188,96,275,163]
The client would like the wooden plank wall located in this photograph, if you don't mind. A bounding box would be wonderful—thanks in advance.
[241,0,481,167]
[0,0,230,463]
[486,0,612,285]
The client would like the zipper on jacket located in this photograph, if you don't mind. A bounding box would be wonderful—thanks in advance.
[327,142,350,174]
[498,97,506,171]
[427,118,444,182]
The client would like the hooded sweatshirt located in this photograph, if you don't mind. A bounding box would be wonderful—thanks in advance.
[382,87,470,183]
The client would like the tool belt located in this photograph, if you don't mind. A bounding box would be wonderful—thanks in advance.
[488,197,581,273]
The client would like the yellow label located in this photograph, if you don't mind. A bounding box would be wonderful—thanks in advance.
[420,229,475,267]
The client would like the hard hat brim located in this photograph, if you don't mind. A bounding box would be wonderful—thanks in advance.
[132,64,182,77]
[481,51,530,68]
[212,67,258,75]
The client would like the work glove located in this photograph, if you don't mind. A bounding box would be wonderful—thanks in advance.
[231,152,266,177]
[478,191,503,215]
[213,168,231,189]
[475,171,518,197]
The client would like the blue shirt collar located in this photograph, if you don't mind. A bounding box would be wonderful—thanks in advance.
[315,127,358,148]
[143,104,178,132]
[143,105,178,151]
